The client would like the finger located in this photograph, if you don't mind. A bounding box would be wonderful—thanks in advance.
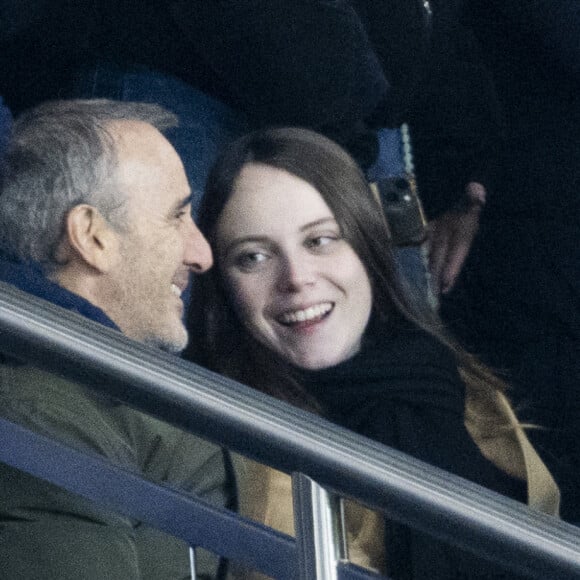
[428,222,450,295]
[466,181,487,205]
[441,212,480,293]
[440,236,470,294]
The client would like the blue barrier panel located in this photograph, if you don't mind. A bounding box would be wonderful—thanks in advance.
[0,416,296,578]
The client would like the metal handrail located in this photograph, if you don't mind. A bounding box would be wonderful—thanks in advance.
[293,473,344,579]
[0,281,579,579]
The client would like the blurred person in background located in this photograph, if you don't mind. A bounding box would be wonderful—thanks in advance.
[441,0,580,523]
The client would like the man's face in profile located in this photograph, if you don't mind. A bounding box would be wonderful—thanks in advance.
[103,121,212,352]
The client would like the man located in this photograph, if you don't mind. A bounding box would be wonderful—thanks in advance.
[0,99,234,578]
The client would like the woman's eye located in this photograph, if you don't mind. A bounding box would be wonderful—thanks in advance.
[234,251,269,270]
[306,235,338,249]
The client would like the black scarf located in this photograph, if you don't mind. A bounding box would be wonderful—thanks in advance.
[302,320,526,579]
[301,320,525,497]
[303,321,465,418]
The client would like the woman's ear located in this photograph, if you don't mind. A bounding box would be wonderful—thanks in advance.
[62,204,121,273]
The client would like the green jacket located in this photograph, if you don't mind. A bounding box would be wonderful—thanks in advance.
[0,358,236,579]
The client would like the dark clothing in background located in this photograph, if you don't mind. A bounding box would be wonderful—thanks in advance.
[302,321,527,579]
[0,0,224,111]
[0,96,12,155]
[442,0,580,522]
[460,0,580,221]
[0,0,502,219]
[171,0,502,218]
[0,0,95,111]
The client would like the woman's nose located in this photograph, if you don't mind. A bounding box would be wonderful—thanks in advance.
[276,254,315,293]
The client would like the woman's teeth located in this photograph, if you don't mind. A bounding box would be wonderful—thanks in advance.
[279,303,333,324]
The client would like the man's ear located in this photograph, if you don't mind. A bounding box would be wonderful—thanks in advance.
[63,204,120,273]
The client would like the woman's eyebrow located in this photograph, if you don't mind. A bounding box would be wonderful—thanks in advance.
[299,217,337,232]
[221,235,271,256]
[221,217,337,255]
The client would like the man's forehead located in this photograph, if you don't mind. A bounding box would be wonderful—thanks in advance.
[109,119,190,211]
[110,120,181,173]
[108,119,166,152]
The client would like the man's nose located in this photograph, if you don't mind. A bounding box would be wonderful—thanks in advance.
[276,253,315,293]
[184,220,213,273]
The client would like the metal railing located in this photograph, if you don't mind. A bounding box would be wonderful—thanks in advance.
[0,280,579,578]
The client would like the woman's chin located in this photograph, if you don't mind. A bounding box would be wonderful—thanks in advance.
[289,351,345,371]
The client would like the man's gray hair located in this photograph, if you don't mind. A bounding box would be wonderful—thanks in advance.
[0,99,178,267]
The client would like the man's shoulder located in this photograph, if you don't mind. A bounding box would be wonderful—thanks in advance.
[0,361,138,465]
[0,360,232,491]
[0,360,106,411]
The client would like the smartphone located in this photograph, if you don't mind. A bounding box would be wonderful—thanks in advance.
[371,176,427,246]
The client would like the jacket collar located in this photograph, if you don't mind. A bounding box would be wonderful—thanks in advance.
[0,252,119,331]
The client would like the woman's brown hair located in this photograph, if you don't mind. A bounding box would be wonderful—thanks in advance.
[185,127,509,431]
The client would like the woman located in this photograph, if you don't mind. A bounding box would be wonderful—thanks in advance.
[186,127,559,578]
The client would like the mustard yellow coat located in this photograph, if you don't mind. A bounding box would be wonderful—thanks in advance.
[232,389,560,578]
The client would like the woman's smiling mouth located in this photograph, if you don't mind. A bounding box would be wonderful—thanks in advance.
[277,302,334,326]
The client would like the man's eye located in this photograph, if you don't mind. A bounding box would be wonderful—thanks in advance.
[175,203,193,221]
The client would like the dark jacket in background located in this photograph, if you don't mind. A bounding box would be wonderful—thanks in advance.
[461,0,580,220]
[0,0,503,219]
[443,0,580,522]
[171,0,502,218]
[0,96,12,155]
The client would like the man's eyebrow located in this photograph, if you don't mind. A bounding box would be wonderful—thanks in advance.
[171,194,193,213]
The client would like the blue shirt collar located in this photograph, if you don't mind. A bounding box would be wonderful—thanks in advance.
[0,252,120,331]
